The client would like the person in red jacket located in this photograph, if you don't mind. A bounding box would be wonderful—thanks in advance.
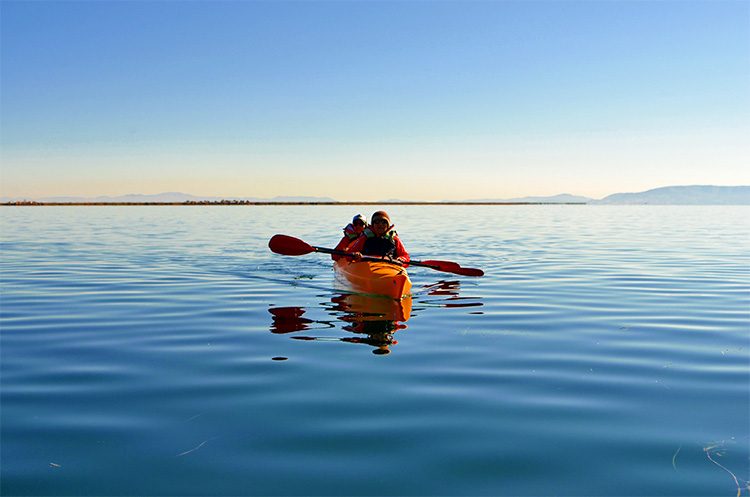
[348,211,410,264]
[331,214,367,261]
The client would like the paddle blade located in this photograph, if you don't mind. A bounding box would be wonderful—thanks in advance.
[268,235,315,256]
[452,267,484,277]
[421,260,461,270]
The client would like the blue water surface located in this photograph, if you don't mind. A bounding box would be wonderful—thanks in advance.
[1,205,748,496]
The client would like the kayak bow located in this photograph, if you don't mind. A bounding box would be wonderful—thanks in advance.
[333,258,412,300]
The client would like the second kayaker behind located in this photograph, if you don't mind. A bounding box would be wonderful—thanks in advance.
[331,214,367,261]
[347,211,410,265]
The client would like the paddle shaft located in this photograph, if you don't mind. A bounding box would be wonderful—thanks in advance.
[306,245,484,276]
[268,234,484,276]
[310,245,434,269]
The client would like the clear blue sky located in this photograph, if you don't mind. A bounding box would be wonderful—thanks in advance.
[1,1,748,201]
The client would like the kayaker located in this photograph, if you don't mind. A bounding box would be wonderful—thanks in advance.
[348,211,410,264]
[332,214,367,261]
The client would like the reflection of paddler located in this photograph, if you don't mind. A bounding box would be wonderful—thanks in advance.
[341,334,398,355]
[343,318,405,336]
[330,293,412,323]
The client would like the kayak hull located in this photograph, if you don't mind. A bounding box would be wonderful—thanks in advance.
[333,259,412,300]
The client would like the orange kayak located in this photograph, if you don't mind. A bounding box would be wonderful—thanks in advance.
[333,259,412,300]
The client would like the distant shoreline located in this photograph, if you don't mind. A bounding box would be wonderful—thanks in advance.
[5,186,746,206]
[2,201,588,206]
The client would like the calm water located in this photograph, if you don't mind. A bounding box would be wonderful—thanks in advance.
[1,205,748,496]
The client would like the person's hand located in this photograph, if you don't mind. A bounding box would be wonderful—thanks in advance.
[352,252,362,261]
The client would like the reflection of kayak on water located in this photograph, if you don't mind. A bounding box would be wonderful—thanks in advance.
[267,280,483,355]
[269,293,411,355]
[330,292,412,323]
[269,293,411,333]
[333,258,412,300]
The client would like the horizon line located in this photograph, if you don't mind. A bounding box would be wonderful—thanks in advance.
[2,200,590,207]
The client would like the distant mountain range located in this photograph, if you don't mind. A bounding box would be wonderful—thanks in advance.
[467,186,750,205]
[591,185,750,205]
[2,186,748,205]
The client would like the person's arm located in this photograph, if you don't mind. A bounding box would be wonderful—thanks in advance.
[347,235,365,261]
[394,237,410,264]
[331,236,349,261]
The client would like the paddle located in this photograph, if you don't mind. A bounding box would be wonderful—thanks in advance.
[269,234,484,277]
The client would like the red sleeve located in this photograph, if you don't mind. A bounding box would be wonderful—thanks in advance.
[395,237,410,263]
[332,236,349,261]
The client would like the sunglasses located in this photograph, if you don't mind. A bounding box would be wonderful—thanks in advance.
[372,219,389,224]
[353,221,365,226]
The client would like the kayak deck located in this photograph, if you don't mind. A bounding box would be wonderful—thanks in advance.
[333,259,412,300]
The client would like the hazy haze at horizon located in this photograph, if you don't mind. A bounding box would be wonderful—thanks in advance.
[1,1,748,201]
